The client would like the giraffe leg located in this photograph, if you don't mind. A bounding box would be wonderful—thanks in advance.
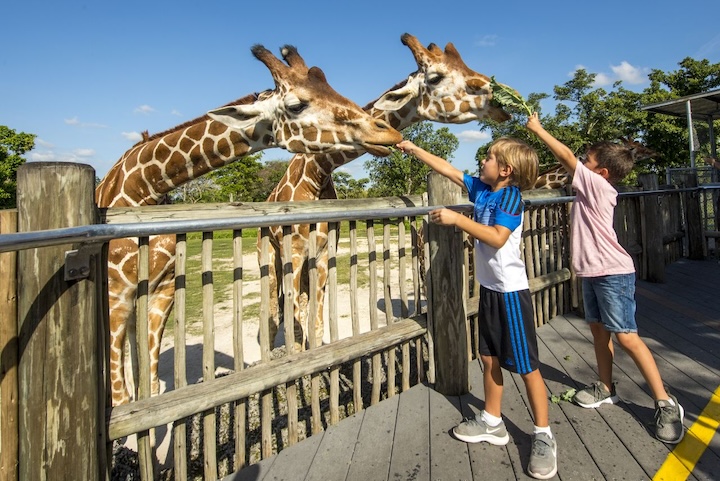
[313,250,328,347]
[107,274,135,406]
[147,237,175,397]
[266,242,282,349]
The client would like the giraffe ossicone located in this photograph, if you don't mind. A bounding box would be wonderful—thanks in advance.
[98,43,401,407]
[264,33,512,353]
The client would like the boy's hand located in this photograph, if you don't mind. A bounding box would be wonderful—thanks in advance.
[429,208,460,226]
[526,112,541,133]
[396,140,417,155]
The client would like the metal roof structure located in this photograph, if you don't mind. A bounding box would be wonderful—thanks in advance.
[640,89,719,167]
[641,88,720,120]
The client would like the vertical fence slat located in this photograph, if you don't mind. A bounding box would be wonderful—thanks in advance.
[232,230,247,471]
[0,210,18,481]
[367,220,381,405]
[308,226,322,433]
[173,233,188,480]
[280,226,299,445]
[382,219,395,398]
[201,232,218,479]
[328,222,340,424]
[349,221,363,411]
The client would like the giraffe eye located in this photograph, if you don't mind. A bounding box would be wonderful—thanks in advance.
[287,101,309,115]
[427,73,443,85]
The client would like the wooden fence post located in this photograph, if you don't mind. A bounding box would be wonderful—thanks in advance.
[16,163,105,481]
[638,174,665,283]
[427,173,468,395]
[679,174,705,260]
[1,210,18,481]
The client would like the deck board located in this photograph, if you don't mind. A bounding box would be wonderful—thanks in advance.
[224,259,720,480]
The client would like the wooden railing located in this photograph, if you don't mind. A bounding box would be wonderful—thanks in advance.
[0,163,713,481]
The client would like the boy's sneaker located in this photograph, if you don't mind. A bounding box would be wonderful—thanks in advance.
[573,381,619,408]
[654,394,685,444]
[528,432,558,480]
[452,415,509,445]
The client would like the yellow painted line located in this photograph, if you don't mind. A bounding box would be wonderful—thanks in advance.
[653,385,720,481]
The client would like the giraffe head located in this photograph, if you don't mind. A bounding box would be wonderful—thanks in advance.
[373,33,511,125]
[207,44,401,157]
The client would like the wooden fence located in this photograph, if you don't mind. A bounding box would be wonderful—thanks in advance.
[0,163,713,481]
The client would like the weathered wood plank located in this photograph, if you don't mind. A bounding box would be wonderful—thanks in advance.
[346,393,399,481]
[462,361,518,480]
[388,383,429,481]
[304,409,363,481]
[428,386,472,480]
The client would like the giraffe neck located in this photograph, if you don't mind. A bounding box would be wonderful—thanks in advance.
[96,118,267,208]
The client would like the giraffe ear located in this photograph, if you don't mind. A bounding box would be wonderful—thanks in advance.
[373,78,418,111]
[207,104,268,130]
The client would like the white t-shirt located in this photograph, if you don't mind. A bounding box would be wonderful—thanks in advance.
[464,174,529,292]
[570,162,635,277]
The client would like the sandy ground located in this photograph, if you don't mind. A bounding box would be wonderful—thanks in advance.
[123,239,419,467]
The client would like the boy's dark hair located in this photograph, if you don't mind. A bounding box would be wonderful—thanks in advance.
[585,140,656,185]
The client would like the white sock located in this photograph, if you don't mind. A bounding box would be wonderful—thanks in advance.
[661,398,676,406]
[481,411,503,427]
[534,425,552,438]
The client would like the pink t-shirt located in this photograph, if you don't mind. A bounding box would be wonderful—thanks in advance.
[570,162,635,277]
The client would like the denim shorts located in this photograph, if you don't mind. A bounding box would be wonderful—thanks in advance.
[581,273,637,333]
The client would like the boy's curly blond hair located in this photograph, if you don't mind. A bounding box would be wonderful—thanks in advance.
[489,137,539,191]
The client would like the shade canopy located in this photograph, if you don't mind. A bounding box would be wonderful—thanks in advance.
[641,89,720,120]
[641,89,719,167]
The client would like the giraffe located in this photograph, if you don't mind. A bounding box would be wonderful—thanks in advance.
[263,33,511,351]
[533,164,571,190]
[96,44,402,406]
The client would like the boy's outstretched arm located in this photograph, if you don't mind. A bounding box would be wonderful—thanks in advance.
[396,140,464,187]
[526,113,579,175]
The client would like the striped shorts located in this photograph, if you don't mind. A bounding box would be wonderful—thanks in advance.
[478,286,539,375]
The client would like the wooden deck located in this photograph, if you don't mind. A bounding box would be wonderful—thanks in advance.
[225,259,720,481]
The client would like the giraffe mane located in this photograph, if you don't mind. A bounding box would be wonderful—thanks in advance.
[362,78,410,110]
[140,92,261,144]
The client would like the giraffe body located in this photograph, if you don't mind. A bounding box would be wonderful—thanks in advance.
[264,33,511,352]
[97,44,402,406]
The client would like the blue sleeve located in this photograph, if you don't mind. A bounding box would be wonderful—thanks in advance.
[494,187,524,231]
[463,173,489,203]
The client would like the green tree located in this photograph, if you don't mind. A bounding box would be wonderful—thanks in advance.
[254,159,289,201]
[475,57,720,182]
[333,171,369,199]
[0,126,36,209]
[208,152,264,202]
[365,122,459,196]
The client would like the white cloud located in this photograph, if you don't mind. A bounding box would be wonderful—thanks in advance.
[611,61,647,85]
[134,105,155,114]
[171,109,182,116]
[696,33,720,58]
[36,138,54,148]
[122,131,144,142]
[74,148,95,157]
[64,117,107,128]
[475,35,498,47]
[456,130,491,143]
[573,61,648,87]
[30,151,57,162]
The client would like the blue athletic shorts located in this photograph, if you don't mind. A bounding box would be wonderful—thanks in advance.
[581,273,637,333]
[478,286,539,375]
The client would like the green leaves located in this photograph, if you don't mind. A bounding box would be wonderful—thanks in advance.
[550,388,577,404]
[490,76,533,116]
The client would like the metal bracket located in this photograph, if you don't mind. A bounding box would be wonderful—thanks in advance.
[64,244,101,281]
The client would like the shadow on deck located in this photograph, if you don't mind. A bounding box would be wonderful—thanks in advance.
[226,259,720,481]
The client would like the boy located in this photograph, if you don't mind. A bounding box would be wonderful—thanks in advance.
[396,137,557,479]
[526,112,684,444]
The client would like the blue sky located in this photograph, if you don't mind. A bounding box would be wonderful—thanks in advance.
[2,0,719,181]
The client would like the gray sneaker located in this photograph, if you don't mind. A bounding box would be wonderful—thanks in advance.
[573,381,619,408]
[528,432,558,479]
[452,415,509,445]
[654,394,685,444]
